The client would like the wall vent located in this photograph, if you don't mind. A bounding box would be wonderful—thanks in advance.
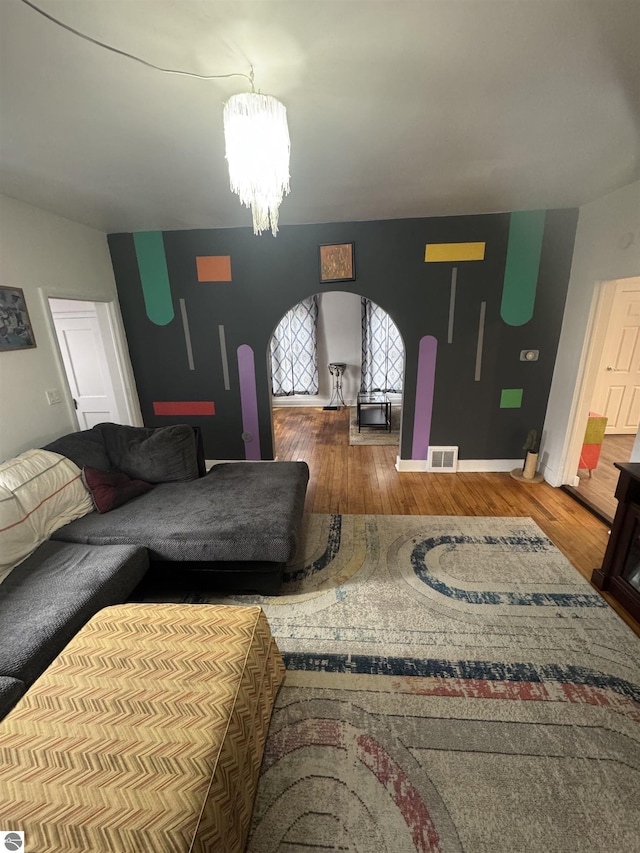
[426,446,459,472]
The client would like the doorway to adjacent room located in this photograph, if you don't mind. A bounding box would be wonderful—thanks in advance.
[47,297,136,429]
[565,276,640,522]
[269,291,404,458]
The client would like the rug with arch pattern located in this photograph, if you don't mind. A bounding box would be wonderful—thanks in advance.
[181,513,640,852]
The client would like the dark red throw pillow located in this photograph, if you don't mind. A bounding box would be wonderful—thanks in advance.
[82,467,153,514]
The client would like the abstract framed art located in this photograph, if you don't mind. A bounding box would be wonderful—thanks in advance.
[0,287,37,351]
[319,242,355,283]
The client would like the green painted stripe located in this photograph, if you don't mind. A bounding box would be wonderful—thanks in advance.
[500,210,546,326]
[133,231,174,325]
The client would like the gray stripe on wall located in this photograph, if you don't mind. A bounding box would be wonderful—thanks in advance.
[179,298,195,371]
[448,267,457,344]
[475,300,486,381]
[219,324,231,390]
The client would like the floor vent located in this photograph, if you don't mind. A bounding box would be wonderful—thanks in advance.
[427,446,459,472]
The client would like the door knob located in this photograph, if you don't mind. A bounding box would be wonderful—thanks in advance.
[606,365,618,371]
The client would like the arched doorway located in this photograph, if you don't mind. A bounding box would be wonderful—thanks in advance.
[268,291,405,456]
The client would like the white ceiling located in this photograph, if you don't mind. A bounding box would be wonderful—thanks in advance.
[1,0,639,234]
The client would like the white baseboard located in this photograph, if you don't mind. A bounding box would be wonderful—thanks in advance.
[395,457,525,473]
[272,397,357,408]
[272,397,329,408]
[457,459,524,473]
[395,457,427,472]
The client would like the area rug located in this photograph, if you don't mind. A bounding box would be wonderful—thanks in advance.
[348,405,400,445]
[145,514,640,852]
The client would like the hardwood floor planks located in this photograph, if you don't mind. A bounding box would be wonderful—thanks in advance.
[272,406,639,634]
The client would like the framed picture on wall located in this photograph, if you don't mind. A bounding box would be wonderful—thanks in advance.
[0,287,37,351]
[319,242,355,283]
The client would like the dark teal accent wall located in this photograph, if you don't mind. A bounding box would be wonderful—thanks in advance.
[108,209,578,461]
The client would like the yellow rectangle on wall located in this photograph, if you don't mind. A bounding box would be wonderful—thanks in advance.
[425,242,486,262]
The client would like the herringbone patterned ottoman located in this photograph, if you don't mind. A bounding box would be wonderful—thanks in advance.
[0,603,285,852]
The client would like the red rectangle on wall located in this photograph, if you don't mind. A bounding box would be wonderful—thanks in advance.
[153,401,215,416]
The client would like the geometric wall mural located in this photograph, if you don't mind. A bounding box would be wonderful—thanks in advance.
[153,402,215,415]
[500,210,546,326]
[219,325,231,391]
[475,301,487,382]
[196,255,232,282]
[447,268,457,344]
[133,231,174,325]
[179,298,195,370]
[237,344,261,461]
[500,389,524,409]
[412,335,438,460]
[110,207,577,462]
[424,242,486,262]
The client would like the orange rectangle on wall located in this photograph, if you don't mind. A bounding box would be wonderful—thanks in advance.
[196,256,232,282]
[153,401,215,416]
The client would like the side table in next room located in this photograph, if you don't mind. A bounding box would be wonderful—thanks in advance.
[357,393,391,432]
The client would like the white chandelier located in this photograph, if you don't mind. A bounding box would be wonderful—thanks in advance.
[223,92,291,236]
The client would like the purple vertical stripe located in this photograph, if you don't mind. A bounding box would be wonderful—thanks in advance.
[412,336,438,460]
[237,344,261,461]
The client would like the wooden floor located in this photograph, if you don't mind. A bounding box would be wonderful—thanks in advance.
[274,406,640,635]
[571,433,636,521]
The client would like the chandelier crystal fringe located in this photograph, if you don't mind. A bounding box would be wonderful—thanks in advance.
[223,92,291,236]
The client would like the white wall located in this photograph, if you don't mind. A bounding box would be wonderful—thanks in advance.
[273,291,362,406]
[543,181,640,485]
[0,195,139,459]
[317,291,362,404]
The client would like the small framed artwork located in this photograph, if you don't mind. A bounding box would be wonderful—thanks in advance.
[0,287,37,351]
[319,242,355,283]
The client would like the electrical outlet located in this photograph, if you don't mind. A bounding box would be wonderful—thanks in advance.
[45,388,61,405]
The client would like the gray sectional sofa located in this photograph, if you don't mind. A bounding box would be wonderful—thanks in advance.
[0,541,148,719]
[0,422,309,719]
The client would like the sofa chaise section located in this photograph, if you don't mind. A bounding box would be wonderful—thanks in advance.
[52,461,308,562]
[44,422,310,594]
[0,540,148,689]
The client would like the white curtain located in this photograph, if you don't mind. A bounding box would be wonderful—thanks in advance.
[270,296,319,396]
[361,298,404,393]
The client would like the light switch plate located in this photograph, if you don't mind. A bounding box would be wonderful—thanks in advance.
[45,388,61,405]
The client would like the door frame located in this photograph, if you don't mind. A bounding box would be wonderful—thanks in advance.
[39,288,143,430]
[560,276,636,486]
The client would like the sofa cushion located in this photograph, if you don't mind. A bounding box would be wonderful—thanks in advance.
[0,483,38,584]
[97,423,200,483]
[43,427,112,472]
[0,540,149,686]
[52,461,310,564]
[0,450,93,582]
[82,467,154,513]
[0,676,25,721]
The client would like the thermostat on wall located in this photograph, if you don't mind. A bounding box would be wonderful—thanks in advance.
[520,349,539,362]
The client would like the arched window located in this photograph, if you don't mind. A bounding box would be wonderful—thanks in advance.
[361,298,403,393]
[270,296,319,396]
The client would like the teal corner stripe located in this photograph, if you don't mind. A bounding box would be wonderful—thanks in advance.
[133,231,174,326]
[500,210,546,326]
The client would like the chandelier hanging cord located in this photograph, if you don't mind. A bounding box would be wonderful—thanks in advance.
[21,0,290,238]
[20,0,253,84]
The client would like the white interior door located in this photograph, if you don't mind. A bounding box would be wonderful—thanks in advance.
[591,279,640,434]
[50,301,123,429]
